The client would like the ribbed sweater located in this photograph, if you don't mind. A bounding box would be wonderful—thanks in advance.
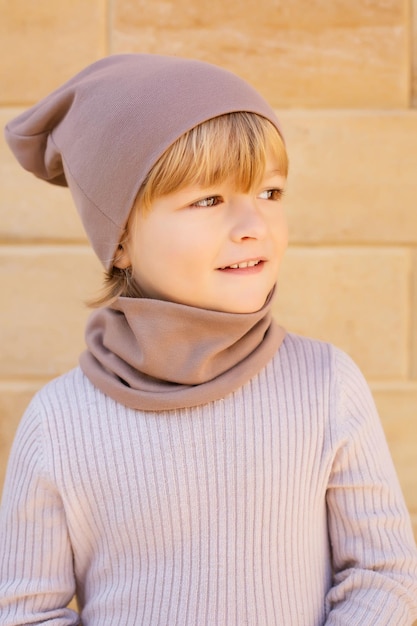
[1,333,417,625]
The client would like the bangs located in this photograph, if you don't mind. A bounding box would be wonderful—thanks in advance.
[137,112,288,213]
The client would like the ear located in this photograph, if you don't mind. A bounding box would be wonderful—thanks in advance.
[113,243,132,270]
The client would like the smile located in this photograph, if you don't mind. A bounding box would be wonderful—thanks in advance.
[220,259,263,270]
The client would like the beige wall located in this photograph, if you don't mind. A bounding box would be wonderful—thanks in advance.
[1,0,417,549]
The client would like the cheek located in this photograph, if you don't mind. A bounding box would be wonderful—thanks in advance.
[131,211,219,285]
[134,218,201,275]
[282,222,289,250]
[159,217,214,259]
[133,215,172,256]
[271,212,288,249]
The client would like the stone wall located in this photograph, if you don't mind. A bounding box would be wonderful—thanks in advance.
[1,0,416,550]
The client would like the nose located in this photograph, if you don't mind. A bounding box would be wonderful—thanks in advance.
[228,196,268,242]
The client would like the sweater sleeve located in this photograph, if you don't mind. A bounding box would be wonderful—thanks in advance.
[0,398,79,625]
[324,348,417,625]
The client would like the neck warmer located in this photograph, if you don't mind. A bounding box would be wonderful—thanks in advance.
[79,290,285,411]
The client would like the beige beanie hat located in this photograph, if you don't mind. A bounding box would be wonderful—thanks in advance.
[4,54,282,268]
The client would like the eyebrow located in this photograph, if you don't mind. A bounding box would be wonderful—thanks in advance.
[264,169,285,177]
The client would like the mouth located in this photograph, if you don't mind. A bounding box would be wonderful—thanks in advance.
[218,259,265,271]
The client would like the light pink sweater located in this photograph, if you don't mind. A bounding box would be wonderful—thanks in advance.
[1,333,417,625]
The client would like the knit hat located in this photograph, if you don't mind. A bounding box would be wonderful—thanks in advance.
[4,54,282,269]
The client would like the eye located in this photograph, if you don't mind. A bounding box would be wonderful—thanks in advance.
[258,188,284,201]
[191,195,223,208]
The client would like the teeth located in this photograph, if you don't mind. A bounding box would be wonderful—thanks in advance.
[228,260,260,269]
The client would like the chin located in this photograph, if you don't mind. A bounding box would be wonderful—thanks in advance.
[214,295,270,314]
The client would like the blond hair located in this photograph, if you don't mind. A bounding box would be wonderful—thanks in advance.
[88,112,288,308]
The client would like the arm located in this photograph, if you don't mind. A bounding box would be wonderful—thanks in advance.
[325,349,417,625]
[0,399,79,625]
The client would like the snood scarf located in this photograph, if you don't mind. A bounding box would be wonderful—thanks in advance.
[80,290,285,411]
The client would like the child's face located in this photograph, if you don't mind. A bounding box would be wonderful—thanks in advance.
[120,153,288,313]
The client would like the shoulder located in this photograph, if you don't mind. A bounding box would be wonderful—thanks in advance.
[274,331,337,379]
[280,332,379,422]
[29,367,97,411]
[17,368,128,481]
[277,332,363,378]
[272,332,373,413]
[280,331,334,359]
[6,368,99,487]
[22,367,114,434]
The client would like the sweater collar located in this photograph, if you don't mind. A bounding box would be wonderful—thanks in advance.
[80,288,285,411]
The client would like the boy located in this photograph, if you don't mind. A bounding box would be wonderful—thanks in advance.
[1,54,417,625]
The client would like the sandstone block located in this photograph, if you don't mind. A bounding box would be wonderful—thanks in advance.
[279,111,417,244]
[412,251,417,379]
[0,0,107,104]
[413,0,417,105]
[274,246,410,379]
[112,0,409,108]
[0,246,102,378]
